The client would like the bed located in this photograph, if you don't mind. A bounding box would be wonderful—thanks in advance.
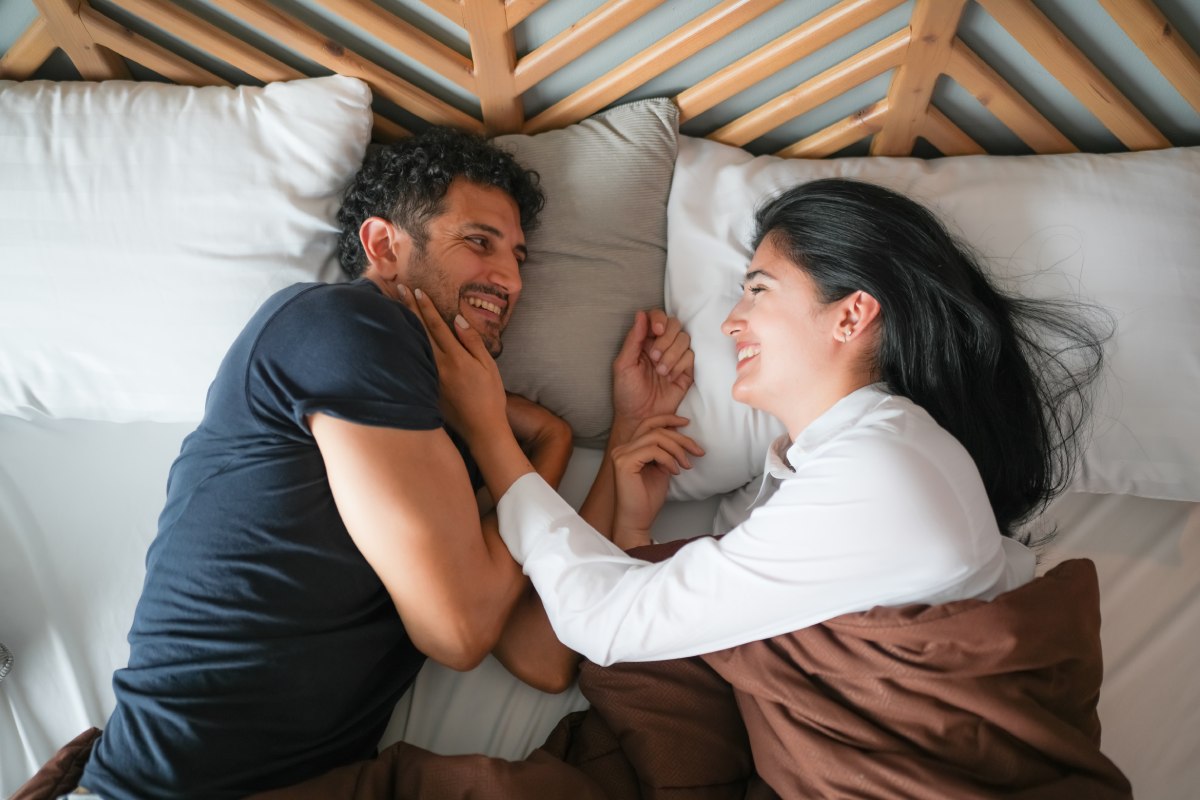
[1,1,1198,798]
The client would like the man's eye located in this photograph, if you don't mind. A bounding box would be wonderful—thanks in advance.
[466,236,487,247]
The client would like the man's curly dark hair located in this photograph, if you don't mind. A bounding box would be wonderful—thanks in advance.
[336,126,544,279]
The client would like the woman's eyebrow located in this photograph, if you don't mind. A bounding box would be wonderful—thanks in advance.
[743,269,775,282]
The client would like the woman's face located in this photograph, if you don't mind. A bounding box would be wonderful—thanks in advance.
[721,238,844,430]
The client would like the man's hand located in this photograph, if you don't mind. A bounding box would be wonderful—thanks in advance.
[611,310,695,445]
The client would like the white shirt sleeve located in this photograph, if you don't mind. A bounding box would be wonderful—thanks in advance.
[497,428,1009,666]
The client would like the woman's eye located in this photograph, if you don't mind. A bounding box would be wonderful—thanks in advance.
[748,286,766,295]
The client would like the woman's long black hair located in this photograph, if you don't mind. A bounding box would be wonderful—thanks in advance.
[754,179,1108,538]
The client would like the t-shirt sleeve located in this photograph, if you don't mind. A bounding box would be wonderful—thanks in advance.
[247,284,442,436]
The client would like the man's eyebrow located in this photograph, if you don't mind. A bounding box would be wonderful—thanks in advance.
[463,222,528,261]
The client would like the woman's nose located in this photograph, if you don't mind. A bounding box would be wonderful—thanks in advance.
[721,298,747,337]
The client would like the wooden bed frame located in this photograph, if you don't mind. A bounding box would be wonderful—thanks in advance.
[1,0,1198,156]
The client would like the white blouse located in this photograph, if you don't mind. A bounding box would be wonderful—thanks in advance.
[498,385,1035,666]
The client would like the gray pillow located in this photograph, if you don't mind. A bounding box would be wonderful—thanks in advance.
[494,98,679,448]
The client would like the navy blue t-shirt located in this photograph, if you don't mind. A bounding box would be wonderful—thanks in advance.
[82,280,476,798]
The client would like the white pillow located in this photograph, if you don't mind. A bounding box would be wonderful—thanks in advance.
[666,135,1200,503]
[0,77,373,422]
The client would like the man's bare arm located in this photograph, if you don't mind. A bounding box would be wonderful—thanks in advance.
[311,415,525,671]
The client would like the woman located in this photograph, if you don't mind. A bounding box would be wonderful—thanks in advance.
[406,177,1105,669]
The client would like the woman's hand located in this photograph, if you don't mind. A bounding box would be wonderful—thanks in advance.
[401,286,507,445]
[610,310,695,446]
[611,414,704,550]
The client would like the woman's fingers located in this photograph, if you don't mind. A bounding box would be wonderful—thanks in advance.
[410,288,457,354]
[615,426,704,472]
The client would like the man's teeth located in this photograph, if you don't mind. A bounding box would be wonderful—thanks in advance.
[466,297,502,315]
[737,346,760,363]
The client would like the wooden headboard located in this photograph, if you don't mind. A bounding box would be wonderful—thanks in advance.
[2,0,1198,156]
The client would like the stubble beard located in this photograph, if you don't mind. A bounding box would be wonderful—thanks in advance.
[406,243,505,358]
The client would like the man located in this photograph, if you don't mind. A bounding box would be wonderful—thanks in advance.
[77,127,693,799]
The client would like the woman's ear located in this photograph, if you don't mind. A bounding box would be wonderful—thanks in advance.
[833,291,882,342]
[359,217,412,281]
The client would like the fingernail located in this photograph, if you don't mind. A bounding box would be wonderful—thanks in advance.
[454,314,469,329]
[396,284,407,298]
[656,364,668,375]
[650,349,662,361]
[414,288,423,299]
[654,323,665,335]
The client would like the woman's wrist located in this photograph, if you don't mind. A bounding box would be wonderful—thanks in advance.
[468,429,537,504]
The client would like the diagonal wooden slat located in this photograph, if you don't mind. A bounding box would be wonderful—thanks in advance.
[945,39,1076,154]
[920,104,986,156]
[524,0,788,135]
[776,98,889,158]
[313,0,475,93]
[1100,0,1200,116]
[676,0,905,125]
[505,0,552,30]
[709,28,909,148]
[423,0,464,28]
[978,0,1170,151]
[82,5,227,86]
[514,0,667,94]
[110,0,405,142]
[33,0,130,80]
[463,0,522,134]
[0,15,56,80]
[870,0,966,156]
[208,0,481,132]
[109,0,301,82]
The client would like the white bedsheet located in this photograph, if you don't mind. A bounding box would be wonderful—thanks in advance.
[0,415,1196,798]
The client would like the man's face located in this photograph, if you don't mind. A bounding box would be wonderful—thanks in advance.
[403,179,527,357]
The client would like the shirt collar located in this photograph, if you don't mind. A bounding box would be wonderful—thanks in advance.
[750,384,893,504]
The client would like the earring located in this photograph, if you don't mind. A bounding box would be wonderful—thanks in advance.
[843,328,853,343]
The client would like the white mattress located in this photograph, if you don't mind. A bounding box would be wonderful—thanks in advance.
[0,414,1196,798]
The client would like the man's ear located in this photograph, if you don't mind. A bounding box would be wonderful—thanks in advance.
[359,217,412,281]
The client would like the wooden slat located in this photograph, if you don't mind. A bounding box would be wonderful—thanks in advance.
[505,0,552,30]
[514,0,666,94]
[313,0,474,92]
[208,0,482,131]
[945,39,1076,154]
[776,98,889,158]
[0,15,56,79]
[920,104,986,156]
[109,0,301,82]
[371,113,409,141]
[423,0,464,28]
[676,0,905,124]
[32,0,130,80]
[82,6,227,86]
[870,0,966,156]
[463,0,522,134]
[524,0,787,135]
[978,0,1170,151]
[709,28,909,148]
[1100,0,1200,115]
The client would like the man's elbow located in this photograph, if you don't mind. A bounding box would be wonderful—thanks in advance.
[424,621,502,672]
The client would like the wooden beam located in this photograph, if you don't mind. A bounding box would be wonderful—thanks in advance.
[423,0,464,28]
[945,39,1076,154]
[1099,0,1200,116]
[313,0,475,92]
[505,0,552,29]
[776,98,889,158]
[109,0,300,82]
[208,0,482,132]
[0,16,56,80]
[920,105,986,156]
[514,0,666,94]
[463,0,522,134]
[870,0,966,156]
[524,0,787,134]
[676,0,905,124]
[32,0,130,80]
[978,0,1170,151]
[81,5,226,86]
[709,28,909,148]
[372,113,409,142]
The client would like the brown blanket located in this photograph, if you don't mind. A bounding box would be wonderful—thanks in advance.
[15,558,1131,799]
